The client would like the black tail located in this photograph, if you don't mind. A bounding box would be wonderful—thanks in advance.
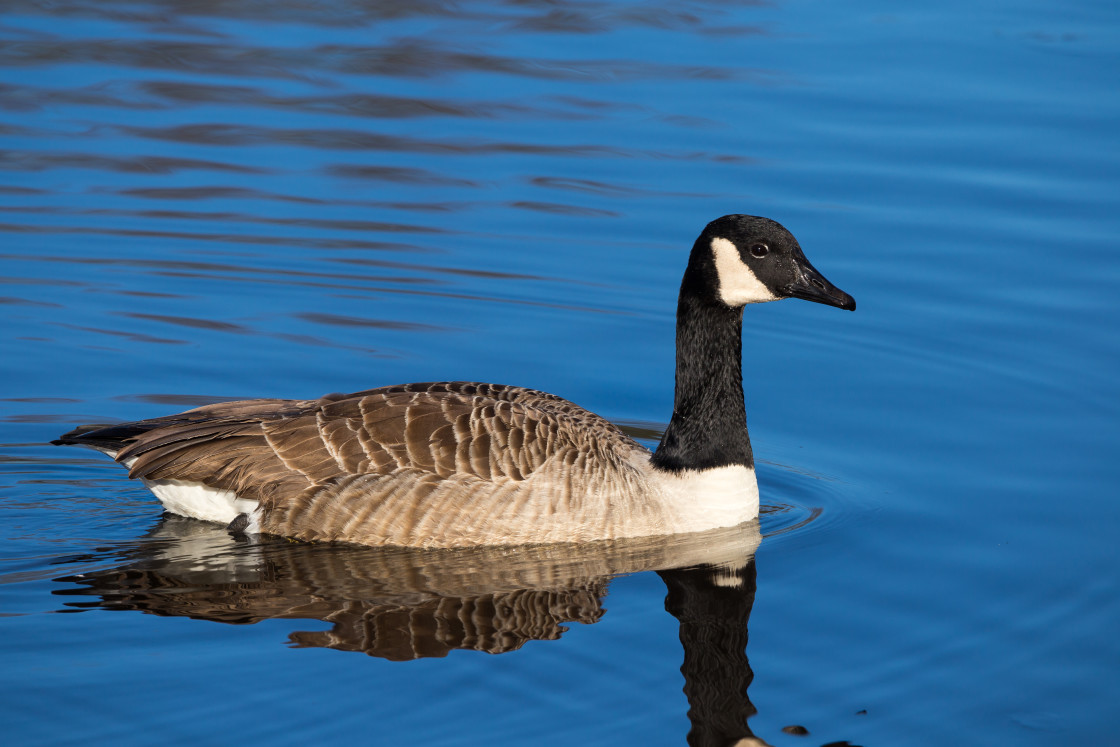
[52,422,158,451]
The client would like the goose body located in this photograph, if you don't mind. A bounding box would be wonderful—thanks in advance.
[55,215,854,548]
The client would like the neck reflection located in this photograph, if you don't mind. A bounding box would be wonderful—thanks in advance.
[51,518,842,745]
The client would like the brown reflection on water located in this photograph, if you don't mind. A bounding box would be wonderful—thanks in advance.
[53,320,393,356]
[2,252,438,285]
[0,296,61,308]
[120,186,327,202]
[0,39,322,82]
[328,257,542,281]
[97,311,450,350]
[0,149,268,174]
[0,81,160,113]
[112,121,756,165]
[117,207,450,236]
[2,248,620,316]
[119,312,252,334]
[119,122,638,159]
[3,0,771,35]
[294,312,447,333]
[527,175,701,198]
[0,186,46,195]
[503,4,771,35]
[324,164,481,186]
[1,30,752,84]
[117,185,475,214]
[49,517,857,745]
[52,517,761,660]
[0,222,426,251]
[0,273,85,288]
[320,39,746,82]
[508,200,618,217]
[141,80,534,120]
[0,203,453,236]
[0,0,465,29]
[57,322,188,346]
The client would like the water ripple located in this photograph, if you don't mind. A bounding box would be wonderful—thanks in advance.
[0,148,268,174]
[119,122,737,161]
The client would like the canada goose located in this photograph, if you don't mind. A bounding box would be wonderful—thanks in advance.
[54,214,855,548]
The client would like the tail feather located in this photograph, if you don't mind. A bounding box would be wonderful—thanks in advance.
[52,422,161,452]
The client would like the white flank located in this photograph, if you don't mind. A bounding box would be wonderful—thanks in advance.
[710,237,778,306]
[117,454,259,527]
[139,477,259,527]
[652,463,760,534]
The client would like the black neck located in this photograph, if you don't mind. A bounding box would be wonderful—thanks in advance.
[652,281,753,472]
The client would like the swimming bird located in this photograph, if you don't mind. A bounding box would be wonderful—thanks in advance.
[54,215,855,548]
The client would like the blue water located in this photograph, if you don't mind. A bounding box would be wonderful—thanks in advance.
[2,1,1119,744]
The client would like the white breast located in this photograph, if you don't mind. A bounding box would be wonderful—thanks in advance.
[646,462,760,534]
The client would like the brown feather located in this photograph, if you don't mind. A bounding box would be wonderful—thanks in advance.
[85,382,656,546]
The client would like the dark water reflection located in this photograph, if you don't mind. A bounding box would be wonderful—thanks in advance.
[55,518,761,659]
[51,518,854,746]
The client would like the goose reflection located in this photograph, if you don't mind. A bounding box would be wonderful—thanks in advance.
[54,517,757,658]
[52,520,851,746]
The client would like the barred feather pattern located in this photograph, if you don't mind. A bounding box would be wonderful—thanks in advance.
[105,382,668,547]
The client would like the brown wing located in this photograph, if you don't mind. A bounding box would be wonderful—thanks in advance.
[113,381,645,506]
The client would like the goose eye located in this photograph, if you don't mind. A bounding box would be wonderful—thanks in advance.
[749,243,769,258]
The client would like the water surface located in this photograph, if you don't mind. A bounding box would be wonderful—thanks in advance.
[2,1,1119,745]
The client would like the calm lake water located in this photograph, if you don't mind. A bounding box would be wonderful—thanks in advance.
[2,1,1118,745]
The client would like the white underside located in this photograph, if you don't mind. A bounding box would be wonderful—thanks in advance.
[117,455,260,531]
[140,477,260,530]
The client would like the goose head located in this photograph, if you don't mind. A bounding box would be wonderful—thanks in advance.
[686,214,856,311]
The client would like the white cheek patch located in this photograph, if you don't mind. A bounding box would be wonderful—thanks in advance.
[711,237,778,306]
